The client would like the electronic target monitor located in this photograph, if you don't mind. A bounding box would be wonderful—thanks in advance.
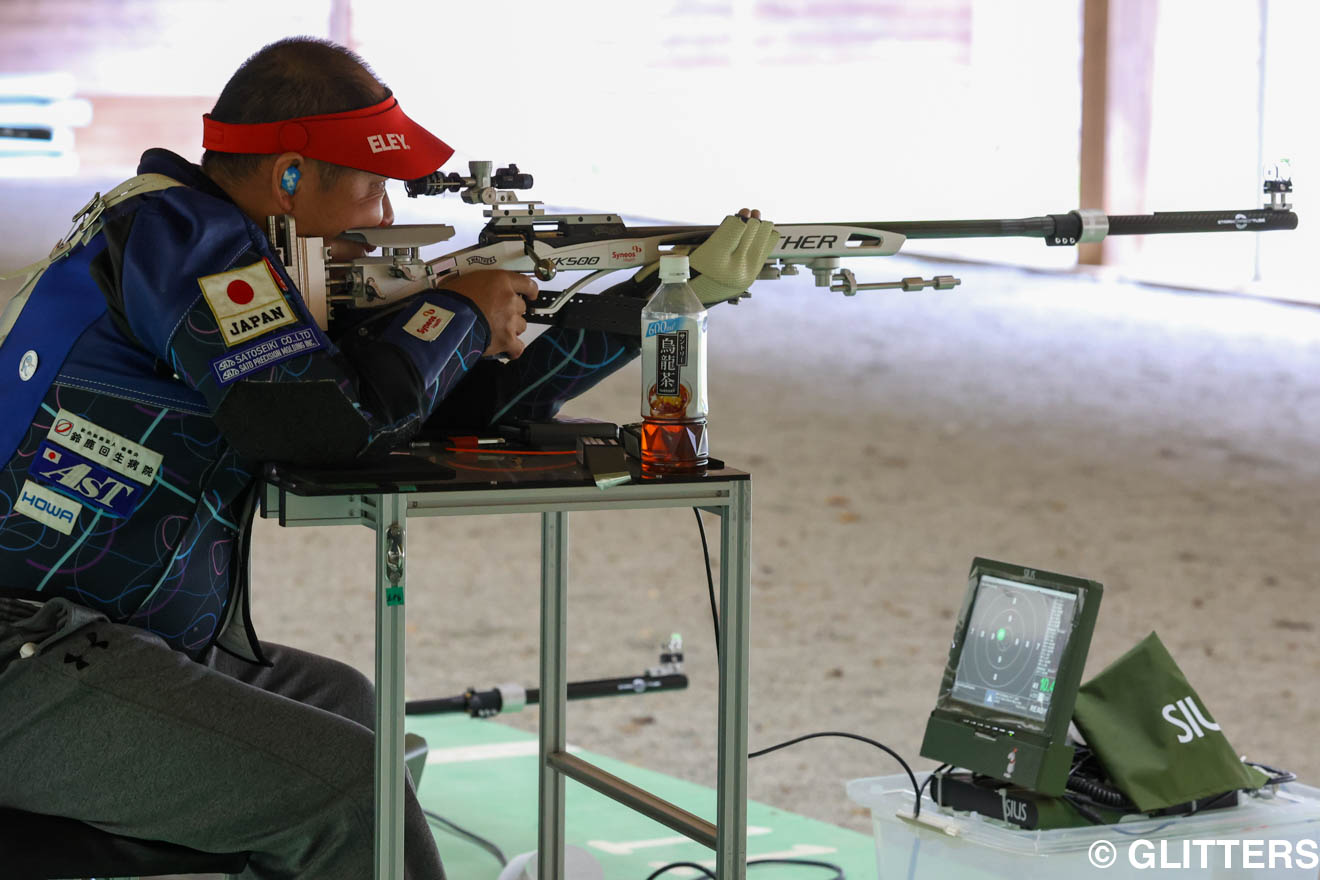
[919,558,1102,796]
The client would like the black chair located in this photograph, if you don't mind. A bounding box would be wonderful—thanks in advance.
[0,807,249,880]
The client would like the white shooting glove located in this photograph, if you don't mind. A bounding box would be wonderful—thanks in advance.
[640,214,779,305]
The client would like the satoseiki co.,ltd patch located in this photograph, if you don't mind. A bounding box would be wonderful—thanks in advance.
[210,326,323,386]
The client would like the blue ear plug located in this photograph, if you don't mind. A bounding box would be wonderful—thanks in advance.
[280,165,301,195]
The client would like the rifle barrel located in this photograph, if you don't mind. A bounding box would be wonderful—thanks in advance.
[1104,209,1296,236]
[625,208,1297,243]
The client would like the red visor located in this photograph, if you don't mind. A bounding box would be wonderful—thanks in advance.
[202,94,453,180]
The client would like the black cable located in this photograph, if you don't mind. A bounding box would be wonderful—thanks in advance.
[422,808,507,867]
[747,858,843,878]
[646,862,717,880]
[1065,743,1138,811]
[1245,760,1297,786]
[1061,793,1109,826]
[1065,744,1281,825]
[1066,772,1134,809]
[645,858,844,879]
[1062,794,1181,836]
[1181,788,1238,818]
[694,513,921,820]
[1062,785,1235,835]
[750,731,923,820]
[684,515,856,880]
[693,507,720,654]
[919,763,950,807]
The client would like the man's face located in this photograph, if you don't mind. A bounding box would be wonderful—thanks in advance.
[294,163,395,259]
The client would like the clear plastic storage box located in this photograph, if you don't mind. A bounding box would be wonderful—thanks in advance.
[847,774,1320,879]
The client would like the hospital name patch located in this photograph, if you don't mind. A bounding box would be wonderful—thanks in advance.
[15,479,82,535]
[47,409,162,486]
[210,326,323,386]
[198,259,298,347]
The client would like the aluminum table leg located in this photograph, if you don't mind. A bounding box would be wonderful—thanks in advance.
[538,510,569,880]
[715,481,751,879]
[375,493,407,880]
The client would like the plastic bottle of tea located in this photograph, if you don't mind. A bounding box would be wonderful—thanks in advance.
[640,254,708,475]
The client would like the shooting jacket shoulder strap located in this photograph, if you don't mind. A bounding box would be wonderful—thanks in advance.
[0,173,184,347]
[0,173,184,283]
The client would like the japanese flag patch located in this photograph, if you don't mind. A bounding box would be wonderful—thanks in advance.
[403,303,455,342]
[198,260,297,347]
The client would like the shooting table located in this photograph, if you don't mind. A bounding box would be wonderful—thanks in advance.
[260,442,752,880]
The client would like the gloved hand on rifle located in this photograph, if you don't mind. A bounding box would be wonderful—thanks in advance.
[423,209,777,429]
[640,208,778,305]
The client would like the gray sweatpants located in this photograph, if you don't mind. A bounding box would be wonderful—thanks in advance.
[0,598,445,879]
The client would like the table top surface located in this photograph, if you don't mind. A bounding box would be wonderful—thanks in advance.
[263,441,749,497]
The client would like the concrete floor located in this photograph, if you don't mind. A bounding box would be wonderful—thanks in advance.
[3,189,1318,859]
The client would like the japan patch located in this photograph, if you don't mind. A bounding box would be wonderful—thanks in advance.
[198,260,297,347]
[47,409,163,487]
[402,304,455,342]
[15,479,83,535]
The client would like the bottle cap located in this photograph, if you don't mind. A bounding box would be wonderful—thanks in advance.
[658,254,690,283]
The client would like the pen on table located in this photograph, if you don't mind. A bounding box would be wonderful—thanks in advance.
[411,437,506,449]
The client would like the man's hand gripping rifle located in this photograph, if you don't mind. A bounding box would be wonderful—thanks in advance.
[284,161,1298,335]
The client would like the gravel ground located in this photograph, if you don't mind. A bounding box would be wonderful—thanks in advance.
[244,255,1320,836]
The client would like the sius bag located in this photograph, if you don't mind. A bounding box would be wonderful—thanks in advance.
[1072,631,1268,812]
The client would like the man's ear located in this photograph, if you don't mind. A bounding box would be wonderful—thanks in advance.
[271,152,305,214]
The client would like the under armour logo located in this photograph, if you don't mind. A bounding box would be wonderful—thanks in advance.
[64,631,109,670]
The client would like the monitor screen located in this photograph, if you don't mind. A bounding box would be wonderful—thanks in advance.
[949,574,1078,722]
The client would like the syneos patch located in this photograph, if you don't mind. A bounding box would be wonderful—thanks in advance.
[198,259,297,347]
[27,442,146,518]
[403,304,455,342]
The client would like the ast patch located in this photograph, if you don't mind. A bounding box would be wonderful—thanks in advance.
[28,441,145,518]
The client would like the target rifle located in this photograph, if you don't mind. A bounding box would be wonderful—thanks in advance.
[274,161,1298,335]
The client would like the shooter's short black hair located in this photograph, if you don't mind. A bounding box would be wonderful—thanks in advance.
[201,37,388,186]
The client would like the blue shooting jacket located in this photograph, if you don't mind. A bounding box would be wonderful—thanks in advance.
[0,150,490,660]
